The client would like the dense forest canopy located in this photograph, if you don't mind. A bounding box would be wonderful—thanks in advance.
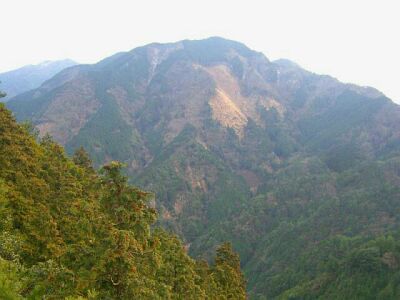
[4,37,400,298]
[0,101,246,299]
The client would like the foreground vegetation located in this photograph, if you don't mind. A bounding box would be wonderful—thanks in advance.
[5,38,400,298]
[0,101,246,299]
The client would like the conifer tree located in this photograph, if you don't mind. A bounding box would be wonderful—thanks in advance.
[0,84,5,98]
[0,104,248,299]
[73,146,94,171]
[213,242,247,299]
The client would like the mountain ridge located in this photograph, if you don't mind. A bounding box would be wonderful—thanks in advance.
[6,37,400,298]
[0,59,77,101]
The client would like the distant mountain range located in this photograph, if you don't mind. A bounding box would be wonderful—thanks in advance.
[0,59,77,101]
[7,37,400,298]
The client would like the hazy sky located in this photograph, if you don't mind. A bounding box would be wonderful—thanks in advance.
[1,0,399,103]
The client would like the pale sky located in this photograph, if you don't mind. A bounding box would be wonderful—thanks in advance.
[1,0,399,103]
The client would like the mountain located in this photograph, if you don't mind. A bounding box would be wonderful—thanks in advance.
[0,59,77,101]
[0,102,246,298]
[7,37,400,298]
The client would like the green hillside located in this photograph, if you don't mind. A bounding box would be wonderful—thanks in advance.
[0,101,246,299]
[6,37,400,298]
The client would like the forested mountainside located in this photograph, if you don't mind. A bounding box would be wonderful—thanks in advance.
[7,37,400,298]
[0,59,77,101]
[0,102,246,299]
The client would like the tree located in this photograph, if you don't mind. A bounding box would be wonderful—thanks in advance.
[96,161,159,298]
[0,83,6,98]
[212,242,247,299]
[73,146,94,172]
[0,104,248,298]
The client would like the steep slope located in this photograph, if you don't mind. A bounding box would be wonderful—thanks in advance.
[0,102,246,299]
[7,37,400,298]
[0,59,77,101]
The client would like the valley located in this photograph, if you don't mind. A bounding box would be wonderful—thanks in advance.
[5,37,400,298]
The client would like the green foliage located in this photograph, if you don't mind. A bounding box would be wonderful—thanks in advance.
[0,84,6,98]
[72,146,94,171]
[66,97,141,166]
[0,257,23,300]
[213,243,247,298]
[5,38,400,299]
[277,234,400,299]
[0,104,246,299]
[298,91,387,151]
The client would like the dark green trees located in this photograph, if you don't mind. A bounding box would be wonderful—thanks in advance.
[0,84,5,98]
[213,243,247,298]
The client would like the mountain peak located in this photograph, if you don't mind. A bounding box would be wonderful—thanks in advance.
[38,59,77,68]
[273,58,301,69]
[0,59,77,101]
[5,37,400,298]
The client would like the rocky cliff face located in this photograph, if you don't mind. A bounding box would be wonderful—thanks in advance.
[7,37,400,297]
